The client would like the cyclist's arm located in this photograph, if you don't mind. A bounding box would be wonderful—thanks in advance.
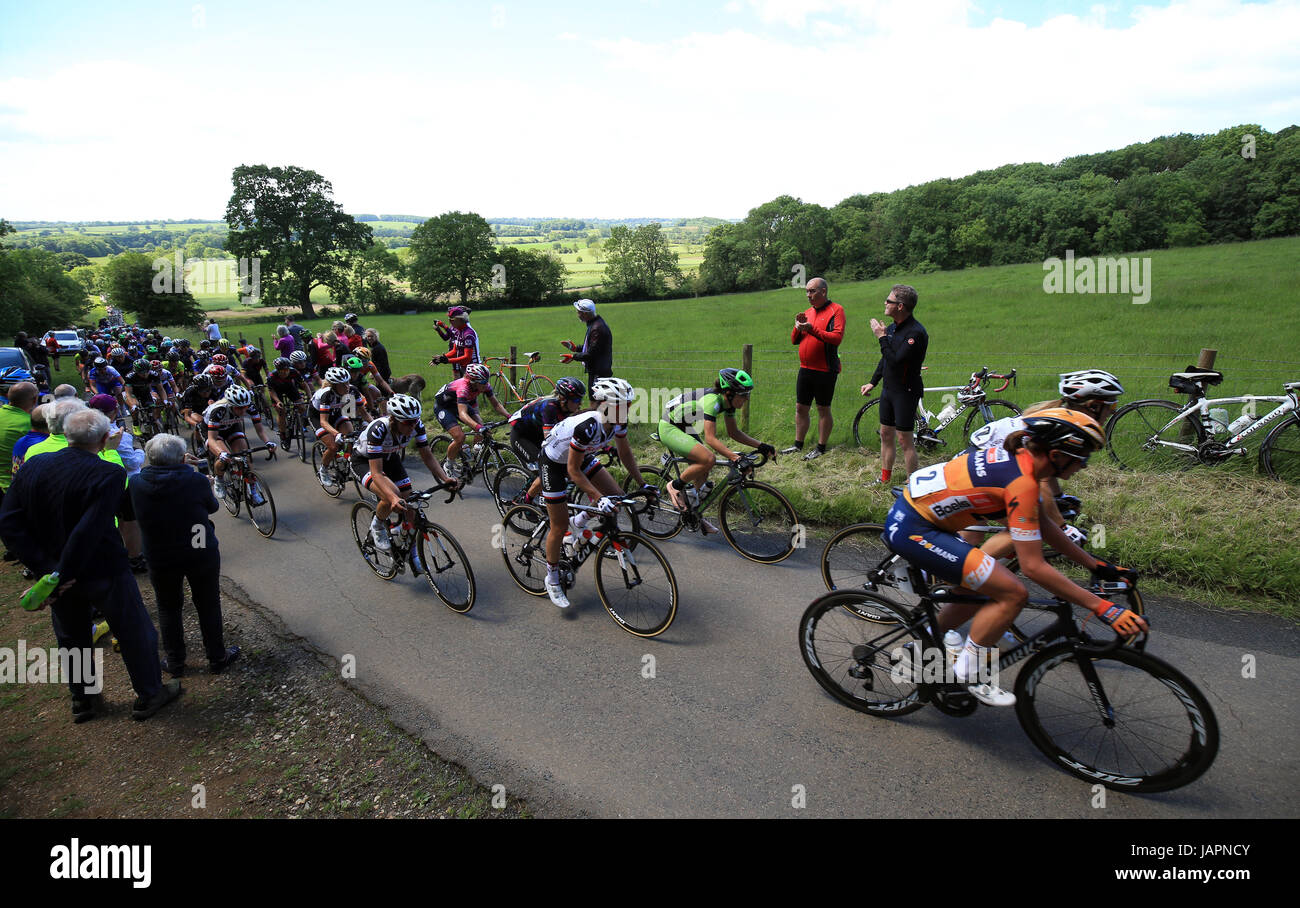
[207,429,231,457]
[457,402,481,431]
[1038,481,1065,526]
[417,447,455,485]
[614,433,646,487]
[721,414,763,454]
[490,395,511,419]
[1039,516,1102,574]
[702,418,739,462]
[1014,535,1105,612]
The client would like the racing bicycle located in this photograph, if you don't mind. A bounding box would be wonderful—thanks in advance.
[213,444,278,538]
[430,420,523,492]
[313,432,369,500]
[484,351,555,405]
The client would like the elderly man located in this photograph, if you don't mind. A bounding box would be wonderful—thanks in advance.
[53,384,78,399]
[782,277,846,460]
[1,381,39,505]
[0,409,181,722]
[131,434,238,677]
[561,299,613,401]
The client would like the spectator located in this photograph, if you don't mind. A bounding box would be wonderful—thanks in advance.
[0,408,182,722]
[205,318,222,343]
[363,328,391,381]
[274,325,296,361]
[131,434,239,677]
[561,299,612,400]
[53,384,78,399]
[46,333,61,371]
[344,311,364,336]
[343,324,364,351]
[314,331,339,377]
[88,394,144,477]
[11,402,50,474]
[781,277,846,460]
[861,284,928,483]
[0,381,38,508]
[284,315,308,351]
[430,306,481,378]
[24,335,51,390]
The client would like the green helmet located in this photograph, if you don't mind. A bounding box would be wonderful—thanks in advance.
[718,368,753,392]
[133,358,151,373]
[344,355,363,370]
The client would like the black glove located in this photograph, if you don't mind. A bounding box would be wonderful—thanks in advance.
[1092,558,1137,584]
[756,443,776,457]
[1055,494,1082,519]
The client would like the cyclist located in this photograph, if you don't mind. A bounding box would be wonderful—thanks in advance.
[163,348,189,392]
[960,369,1125,553]
[203,385,276,500]
[241,345,270,387]
[124,359,165,431]
[312,366,363,487]
[658,368,777,533]
[431,362,511,476]
[883,409,1145,706]
[351,394,462,556]
[267,356,312,442]
[430,306,481,378]
[343,353,391,414]
[86,357,128,411]
[180,372,222,446]
[507,376,587,503]
[536,377,653,609]
[353,347,394,402]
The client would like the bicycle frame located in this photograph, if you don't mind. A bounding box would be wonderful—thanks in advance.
[916,368,1017,434]
[485,352,544,403]
[1154,393,1297,453]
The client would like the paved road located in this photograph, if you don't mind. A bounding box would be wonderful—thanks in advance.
[213,450,1299,818]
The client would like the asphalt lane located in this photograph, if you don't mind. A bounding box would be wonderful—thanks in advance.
[212,449,1299,818]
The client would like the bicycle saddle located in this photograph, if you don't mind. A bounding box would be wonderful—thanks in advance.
[1171,369,1223,385]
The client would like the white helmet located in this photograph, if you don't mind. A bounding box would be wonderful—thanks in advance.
[289,350,308,365]
[225,385,253,408]
[325,366,351,385]
[1059,369,1124,402]
[387,394,422,421]
[465,363,490,384]
[590,377,635,403]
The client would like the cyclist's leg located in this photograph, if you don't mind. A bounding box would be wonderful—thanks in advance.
[445,424,467,461]
[538,455,570,564]
[679,442,714,488]
[366,468,401,521]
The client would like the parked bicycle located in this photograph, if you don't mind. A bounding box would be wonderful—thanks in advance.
[213,444,278,538]
[350,482,475,613]
[798,576,1217,792]
[484,351,555,405]
[622,445,799,564]
[499,493,678,637]
[1106,367,1300,481]
[853,366,1019,463]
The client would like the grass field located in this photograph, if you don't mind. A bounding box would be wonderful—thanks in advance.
[188,235,1300,611]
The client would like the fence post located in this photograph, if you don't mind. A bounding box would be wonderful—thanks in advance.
[742,343,753,433]
[258,337,265,355]
[510,345,517,397]
[1181,347,1216,439]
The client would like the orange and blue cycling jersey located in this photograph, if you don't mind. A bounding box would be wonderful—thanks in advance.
[884,446,1041,590]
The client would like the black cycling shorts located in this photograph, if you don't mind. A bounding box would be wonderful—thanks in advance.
[538,452,601,502]
[351,454,411,491]
[795,367,838,407]
[509,425,542,470]
[878,388,921,432]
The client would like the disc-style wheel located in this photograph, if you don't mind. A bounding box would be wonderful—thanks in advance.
[1106,399,1199,473]
[418,522,475,613]
[718,481,799,563]
[245,474,277,538]
[1015,644,1219,792]
[499,504,549,596]
[593,533,678,637]
[351,501,398,579]
[798,590,927,717]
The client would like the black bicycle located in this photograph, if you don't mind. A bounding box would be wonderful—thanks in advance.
[430,421,523,493]
[798,575,1217,792]
[280,398,314,462]
[313,432,368,500]
[350,482,475,613]
[499,493,677,637]
[213,444,278,538]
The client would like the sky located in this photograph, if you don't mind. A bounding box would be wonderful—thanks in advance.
[1,0,1297,221]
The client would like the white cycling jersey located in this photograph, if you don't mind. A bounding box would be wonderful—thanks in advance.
[356,415,429,459]
[541,412,626,462]
[968,415,1026,451]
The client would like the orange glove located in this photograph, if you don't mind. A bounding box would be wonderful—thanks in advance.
[561,340,578,351]
[560,354,574,363]
[1094,601,1146,636]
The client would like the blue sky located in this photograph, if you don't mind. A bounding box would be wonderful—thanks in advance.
[1,0,1297,220]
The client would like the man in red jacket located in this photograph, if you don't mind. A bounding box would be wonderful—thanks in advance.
[781,277,845,460]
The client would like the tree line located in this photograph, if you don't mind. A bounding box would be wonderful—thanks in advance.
[700,124,1299,294]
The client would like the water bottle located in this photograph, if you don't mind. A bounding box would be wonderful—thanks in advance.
[936,404,956,423]
[1208,408,1230,433]
[698,481,714,500]
[20,572,59,611]
[1227,412,1254,435]
[471,442,483,456]
[944,630,964,667]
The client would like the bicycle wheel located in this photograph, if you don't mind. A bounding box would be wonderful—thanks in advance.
[489,372,509,405]
[429,434,471,483]
[718,480,799,564]
[418,521,475,613]
[819,523,921,610]
[492,464,535,517]
[1015,643,1218,792]
[525,374,555,399]
[798,590,927,717]
[851,399,882,451]
[593,533,678,637]
[312,442,345,497]
[351,501,398,579]
[1260,414,1300,482]
[219,469,240,516]
[478,443,512,489]
[620,466,683,539]
[962,399,1022,437]
[1106,399,1199,473]
[499,503,549,596]
[245,473,277,538]
[296,412,312,463]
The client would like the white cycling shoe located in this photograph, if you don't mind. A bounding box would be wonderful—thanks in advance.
[544,576,570,609]
[964,681,1016,707]
[370,520,392,553]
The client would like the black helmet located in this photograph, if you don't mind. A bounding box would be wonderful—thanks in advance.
[718,368,754,392]
[554,376,586,400]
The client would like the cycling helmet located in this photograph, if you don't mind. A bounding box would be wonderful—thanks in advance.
[465,363,490,385]
[93,357,108,368]
[289,350,308,366]
[109,346,125,359]
[211,353,229,366]
[1021,408,1105,455]
[387,394,422,421]
[145,345,159,355]
[162,337,172,346]
[344,312,357,322]
[149,360,162,370]
[225,385,253,408]
[193,373,213,391]
[0,366,34,384]
[218,337,231,348]
[245,345,260,357]
[205,364,227,379]
[273,356,291,370]
[133,358,150,373]
[355,347,371,360]
[166,347,180,358]
[718,368,754,393]
[325,366,351,385]
[554,376,586,401]
[1059,369,1125,402]
[343,355,363,370]
[590,377,636,403]
[199,339,211,349]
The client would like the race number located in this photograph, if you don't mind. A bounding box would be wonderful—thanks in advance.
[908,467,948,498]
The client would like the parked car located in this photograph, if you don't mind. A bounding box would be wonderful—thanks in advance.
[42,329,84,354]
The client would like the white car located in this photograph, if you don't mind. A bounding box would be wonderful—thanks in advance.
[42,330,84,354]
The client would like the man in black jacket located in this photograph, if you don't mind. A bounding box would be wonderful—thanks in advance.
[861,284,928,483]
[131,434,238,676]
[0,408,181,722]
[561,299,612,401]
